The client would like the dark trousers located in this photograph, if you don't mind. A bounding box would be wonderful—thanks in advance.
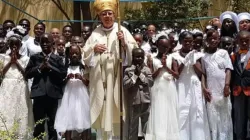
[33,95,58,140]
[128,103,150,140]
[233,93,250,140]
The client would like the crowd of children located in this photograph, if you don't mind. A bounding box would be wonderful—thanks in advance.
[126,11,250,140]
[0,10,250,140]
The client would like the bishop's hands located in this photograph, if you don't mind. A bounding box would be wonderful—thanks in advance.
[94,44,107,53]
[93,31,126,54]
[117,31,126,48]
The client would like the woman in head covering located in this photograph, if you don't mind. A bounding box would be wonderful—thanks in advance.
[82,0,137,139]
[237,12,250,31]
[220,11,238,38]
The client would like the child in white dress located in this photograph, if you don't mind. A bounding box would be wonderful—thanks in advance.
[172,31,211,140]
[146,35,180,140]
[0,29,33,140]
[202,29,233,140]
[54,45,90,140]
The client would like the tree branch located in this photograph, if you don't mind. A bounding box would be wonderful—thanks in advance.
[56,0,62,8]
[51,0,73,26]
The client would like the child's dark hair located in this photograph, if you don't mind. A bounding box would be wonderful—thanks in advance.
[7,34,22,51]
[193,32,203,39]
[65,45,85,70]
[19,18,30,25]
[133,32,142,37]
[168,32,176,37]
[219,36,234,48]
[7,34,22,44]
[206,29,219,39]
[132,48,145,56]
[156,35,168,46]
[63,25,73,32]
[179,31,193,43]
[3,20,15,26]
[204,25,218,33]
[35,22,46,30]
[237,30,250,39]
[132,28,141,34]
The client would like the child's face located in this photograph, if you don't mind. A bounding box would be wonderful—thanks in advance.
[181,35,193,53]
[169,34,178,49]
[3,22,15,33]
[132,49,144,66]
[193,36,203,50]
[19,20,30,35]
[207,32,220,48]
[56,39,66,55]
[9,37,21,51]
[63,27,73,39]
[71,36,84,47]
[157,39,170,54]
[133,34,143,47]
[40,34,53,55]
[81,26,92,40]
[221,37,233,50]
[69,46,81,64]
[238,34,250,50]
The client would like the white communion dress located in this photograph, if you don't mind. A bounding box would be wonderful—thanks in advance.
[54,65,90,133]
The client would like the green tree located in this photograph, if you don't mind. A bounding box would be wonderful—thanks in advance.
[232,0,250,13]
[125,0,210,29]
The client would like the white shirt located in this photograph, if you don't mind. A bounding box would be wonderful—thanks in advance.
[23,38,42,57]
[241,53,246,63]
[141,41,152,55]
[65,42,71,48]
[20,35,34,56]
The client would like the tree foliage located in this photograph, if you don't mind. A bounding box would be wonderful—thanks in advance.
[124,0,210,29]
[232,0,250,13]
